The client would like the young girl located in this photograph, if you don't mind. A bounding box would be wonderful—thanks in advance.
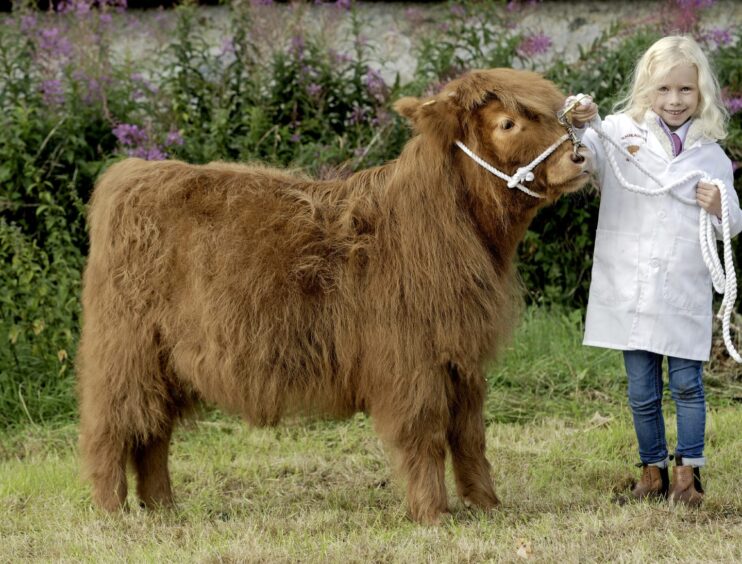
[567,35,742,506]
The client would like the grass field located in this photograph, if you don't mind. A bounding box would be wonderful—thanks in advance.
[2,308,741,562]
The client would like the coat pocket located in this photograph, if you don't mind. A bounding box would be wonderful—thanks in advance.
[662,237,712,314]
[589,229,639,305]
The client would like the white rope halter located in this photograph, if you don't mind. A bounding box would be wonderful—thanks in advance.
[455,134,570,199]
[578,108,741,363]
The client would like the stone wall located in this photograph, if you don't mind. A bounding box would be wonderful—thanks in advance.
[108,1,742,85]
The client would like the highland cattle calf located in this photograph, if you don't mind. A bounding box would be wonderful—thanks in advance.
[78,68,589,524]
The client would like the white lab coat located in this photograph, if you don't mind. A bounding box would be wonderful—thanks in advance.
[578,111,742,361]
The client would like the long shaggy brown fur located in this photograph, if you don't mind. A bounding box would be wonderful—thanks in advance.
[77,68,589,524]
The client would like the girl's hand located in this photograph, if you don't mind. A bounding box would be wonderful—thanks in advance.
[569,100,599,128]
[696,181,722,218]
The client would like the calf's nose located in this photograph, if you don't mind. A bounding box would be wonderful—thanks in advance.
[570,152,585,164]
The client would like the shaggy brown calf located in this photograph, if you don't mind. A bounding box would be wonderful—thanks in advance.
[78,68,589,524]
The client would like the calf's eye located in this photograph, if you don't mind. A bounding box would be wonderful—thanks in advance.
[500,119,515,130]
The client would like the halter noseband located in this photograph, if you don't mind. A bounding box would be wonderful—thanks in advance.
[455,134,571,199]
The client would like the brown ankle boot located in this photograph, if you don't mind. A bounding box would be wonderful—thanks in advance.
[631,464,669,500]
[669,465,704,507]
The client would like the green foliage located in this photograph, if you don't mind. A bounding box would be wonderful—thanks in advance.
[0,1,740,428]
[0,220,81,427]
[161,2,408,172]
[413,1,525,91]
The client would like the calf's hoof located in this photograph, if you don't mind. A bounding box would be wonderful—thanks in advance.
[463,490,500,512]
[411,507,451,526]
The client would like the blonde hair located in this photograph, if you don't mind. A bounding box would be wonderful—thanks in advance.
[614,35,728,140]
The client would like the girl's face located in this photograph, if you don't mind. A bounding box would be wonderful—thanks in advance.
[650,63,700,129]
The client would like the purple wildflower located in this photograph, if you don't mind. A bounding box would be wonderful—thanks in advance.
[57,0,92,15]
[517,32,552,57]
[20,14,37,33]
[335,0,351,10]
[676,0,715,7]
[703,27,733,46]
[128,146,167,160]
[56,0,72,13]
[724,95,742,115]
[363,68,388,103]
[372,109,392,127]
[665,0,716,33]
[329,49,352,65]
[506,1,521,12]
[130,73,159,94]
[74,1,91,16]
[450,4,466,17]
[84,78,101,104]
[99,13,113,25]
[109,0,128,13]
[404,8,425,26]
[71,69,109,104]
[166,130,184,146]
[290,133,301,143]
[112,123,148,146]
[40,79,65,106]
[290,34,305,59]
[38,27,74,60]
[251,0,274,5]
[300,64,320,81]
[306,83,323,98]
[220,38,235,57]
[348,104,367,126]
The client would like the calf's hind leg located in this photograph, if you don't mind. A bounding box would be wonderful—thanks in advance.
[78,339,131,512]
[133,423,175,509]
[79,418,130,512]
[446,365,499,511]
[77,318,177,512]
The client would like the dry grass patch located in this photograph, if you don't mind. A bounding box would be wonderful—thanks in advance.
[2,407,742,562]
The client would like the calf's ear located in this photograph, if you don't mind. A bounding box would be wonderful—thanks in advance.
[393,95,462,148]
[393,96,422,123]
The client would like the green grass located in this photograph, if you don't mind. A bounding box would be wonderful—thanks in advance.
[2,307,742,562]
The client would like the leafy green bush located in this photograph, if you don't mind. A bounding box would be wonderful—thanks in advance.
[0,220,81,427]
[0,0,740,428]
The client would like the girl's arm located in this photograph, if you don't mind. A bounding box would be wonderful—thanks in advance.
[699,165,742,239]
[563,98,607,185]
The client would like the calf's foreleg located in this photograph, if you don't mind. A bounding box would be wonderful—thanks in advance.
[446,365,499,511]
[374,370,451,524]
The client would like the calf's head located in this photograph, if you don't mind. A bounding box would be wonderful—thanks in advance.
[394,68,590,204]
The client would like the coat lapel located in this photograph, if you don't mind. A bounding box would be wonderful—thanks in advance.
[644,110,673,160]
[684,119,707,150]
[643,110,712,161]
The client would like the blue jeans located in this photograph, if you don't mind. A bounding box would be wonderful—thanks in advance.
[623,350,706,467]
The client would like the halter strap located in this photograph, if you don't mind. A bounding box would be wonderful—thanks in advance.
[455,134,570,199]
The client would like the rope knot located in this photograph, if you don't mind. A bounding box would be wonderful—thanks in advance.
[507,167,535,188]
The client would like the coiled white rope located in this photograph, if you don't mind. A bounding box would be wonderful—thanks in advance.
[455,134,570,199]
[583,112,741,362]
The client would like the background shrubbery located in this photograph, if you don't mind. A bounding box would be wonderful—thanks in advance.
[1,0,740,428]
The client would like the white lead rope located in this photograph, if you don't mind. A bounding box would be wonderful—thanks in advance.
[586,116,741,363]
[454,134,570,199]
